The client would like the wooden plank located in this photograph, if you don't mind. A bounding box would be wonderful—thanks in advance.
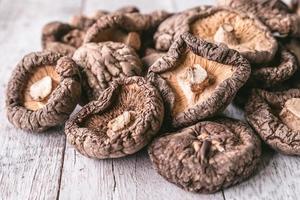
[173,0,213,11]
[83,0,175,14]
[0,0,81,199]
[223,148,300,200]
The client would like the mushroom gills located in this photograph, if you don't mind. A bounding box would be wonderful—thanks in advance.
[279,98,300,131]
[213,23,238,45]
[107,110,135,132]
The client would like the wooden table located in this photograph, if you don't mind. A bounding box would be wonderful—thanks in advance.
[0,0,299,199]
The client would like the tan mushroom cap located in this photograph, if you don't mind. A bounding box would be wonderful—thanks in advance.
[245,88,300,155]
[65,76,164,159]
[148,33,251,128]
[190,7,278,64]
[6,51,81,132]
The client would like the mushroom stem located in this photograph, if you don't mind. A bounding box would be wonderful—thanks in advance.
[214,24,238,45]
[279,98,300,131]
[181,64,212,93]
[108,111,135,132]
[124,32,141,50]
[29,76,53,101]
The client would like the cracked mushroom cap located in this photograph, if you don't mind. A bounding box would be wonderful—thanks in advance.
[245,88,300,155]
[248,48,298,88]
[154,6,277,64]
[72,42,143,103]
[218,0,300,37]
[65,76,164,159]
[6,51,81,132]
[148,118,261,193]
[147,33,251,129]
[84,11,170,51]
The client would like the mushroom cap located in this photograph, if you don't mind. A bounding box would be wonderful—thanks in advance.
[148,32,251,129]
[72,42,143,103]
[65,76,164,159]
[245,88,300,155]
[42,21,84,56]
[83,11,170,50]
[154,6,277,64]
[248,48,298,88]
[148,117,261,193]
[218,0,300,37]
[6,51,81,132]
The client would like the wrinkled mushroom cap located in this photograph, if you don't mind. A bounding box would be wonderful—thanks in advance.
[148,118,261,193]
[245,88,300,155]
[72,42,143,103]
[217,0,300,37]
[148,33,250,128]
[248,48,298,87]
[84,11,170,51]
[6,51,81,132]
[65,76,164,159]
[42,21,84,57]
[155,6,277,64]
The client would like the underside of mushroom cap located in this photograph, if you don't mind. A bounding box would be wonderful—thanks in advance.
[65,76,164,159]
[154,6,277,64]
[84,11,170,51]
[148,117,261,193]
[217,0,300,37]
[6,51,81,132]
[148,32,251,129]
[245,88,300,155]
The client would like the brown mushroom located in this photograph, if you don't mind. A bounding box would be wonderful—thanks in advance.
[245,88,300,155]
[248,48,298,87]
[72,42,143,104]
[6,51,81,132]
[148,117,261,193]
[84,10,170,51]
[217,0,300,37]
[42,21,84,57]
[154,6,277,64]
[65,76,164,159]
[147,33,251,129]
[42,6,142,57]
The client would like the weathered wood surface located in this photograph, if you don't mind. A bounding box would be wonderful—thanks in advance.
[0,0,300,200]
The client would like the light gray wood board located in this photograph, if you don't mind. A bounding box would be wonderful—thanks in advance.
[83,0,175,14]
[0,0,81,199]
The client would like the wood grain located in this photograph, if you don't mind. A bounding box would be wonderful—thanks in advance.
[1,0,300,200]
[0,0,81,199]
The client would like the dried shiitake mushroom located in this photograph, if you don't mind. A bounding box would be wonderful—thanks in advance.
[84,11,170,51]
[148,33,250,128]
[42,6,141,57]
[245,88,300,155]
[72,42,143,103]
[148,118,261,193]
[65,76,164,159]
[154,6,277,64]
[6,51,81,132]
[42,22,84,57]
[248,48,298,88]
[217,0,300,37]
[70,6,140,31]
